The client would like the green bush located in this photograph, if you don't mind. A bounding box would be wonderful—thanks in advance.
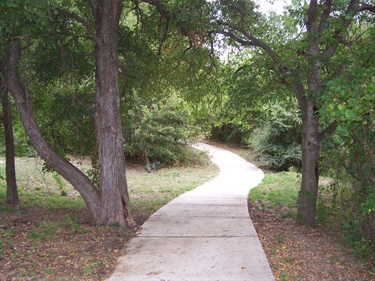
[246,101,302,171]
[319,68,375,248]
[124,96,204,170]
[210,123,245,144]
[0,109,36,157]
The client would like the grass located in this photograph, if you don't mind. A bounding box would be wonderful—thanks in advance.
[0,154,219,214]
[127,164,219,216]
[249,171,300,208]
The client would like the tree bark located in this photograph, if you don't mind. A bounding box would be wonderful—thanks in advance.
[295,91,321,226]
[0,82,19,205]
[92,0,136,227]
[4,42,101,218]
[293,0,324,226]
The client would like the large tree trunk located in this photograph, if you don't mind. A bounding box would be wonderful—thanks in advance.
[92,0,136,227]
[0,82,19,205]
[4,42,101,219]
[293,0,323,226]
[295,92,321,226]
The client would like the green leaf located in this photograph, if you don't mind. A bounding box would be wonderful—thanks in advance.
[333,135,343,144]
[337,124,349,137]
[344,110,357,120]
[338,104,346,111]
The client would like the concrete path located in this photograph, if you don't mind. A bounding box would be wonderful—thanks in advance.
[106,143,275,281]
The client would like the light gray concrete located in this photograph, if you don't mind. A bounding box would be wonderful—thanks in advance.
[106,143,275,281]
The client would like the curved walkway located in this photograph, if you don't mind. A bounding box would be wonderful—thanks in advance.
[106,143,275,281]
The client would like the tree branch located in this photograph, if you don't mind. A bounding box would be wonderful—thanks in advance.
[157,16,170,56]
[216,20,283,68]
[318,0,333,33]
[306,0,318,35]
[318,121,337,142]
[321,0,361,61]
[58,9,98,43]
[141,0,173,57]
[141,0,171,20]
[358,3,375,13]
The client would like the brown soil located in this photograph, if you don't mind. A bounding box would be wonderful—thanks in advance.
[249,201,374,281]
[0,207,147,281]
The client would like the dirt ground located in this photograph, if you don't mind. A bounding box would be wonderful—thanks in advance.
[0,207,144,281]
[249,201,374,281]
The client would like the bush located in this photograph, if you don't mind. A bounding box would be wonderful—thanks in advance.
[318,67,375,256]
[124,96,204,170]
[246,101,302,171]
[210,123,245,144]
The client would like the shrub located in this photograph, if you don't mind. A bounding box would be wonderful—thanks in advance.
[246,101,302,171]
[124,96,204,170]
[318,68,375,256]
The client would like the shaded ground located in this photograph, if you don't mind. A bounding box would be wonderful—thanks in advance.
[249,202,374,281]
[0,207,145,281]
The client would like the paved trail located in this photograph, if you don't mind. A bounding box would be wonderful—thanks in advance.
[106,143,275,281]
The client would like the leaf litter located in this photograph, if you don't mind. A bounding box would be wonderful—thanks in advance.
[249,201,374,281]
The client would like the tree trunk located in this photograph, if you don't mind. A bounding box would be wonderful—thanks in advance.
[0,83,19,205]
[4,42,102,219]
[296,94,321,226]
[93,0,136,227]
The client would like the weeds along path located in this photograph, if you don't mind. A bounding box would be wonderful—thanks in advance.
[107,142,274,281]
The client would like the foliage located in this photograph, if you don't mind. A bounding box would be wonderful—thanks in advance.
[247,100,302,171]
[343,221,375,262]
[320,66,375,240]
[210,122,248,144]
[124,95,204,169]
[0,92,36,157]
[29,79,96,157]
[52,172,68,196]
[212,0,375,226]
[1,0,373,230]
[0,0,56,46]
[210,53,280,145]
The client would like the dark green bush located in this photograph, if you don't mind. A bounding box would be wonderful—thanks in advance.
[124,96,204,170]
[247,101,302,171]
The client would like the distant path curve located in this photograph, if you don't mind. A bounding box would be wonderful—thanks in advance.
[191,142,265,198]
